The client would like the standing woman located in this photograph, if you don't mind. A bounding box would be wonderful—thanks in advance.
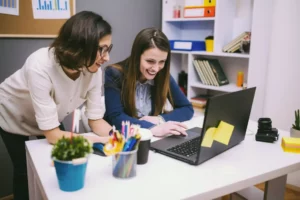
[0,11,113,200]
[104,28,194,137]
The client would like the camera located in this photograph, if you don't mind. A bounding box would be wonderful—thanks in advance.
[255,118,279,143]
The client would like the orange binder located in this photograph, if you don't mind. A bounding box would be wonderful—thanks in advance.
[184,0,216,8]
[183,6,215,18]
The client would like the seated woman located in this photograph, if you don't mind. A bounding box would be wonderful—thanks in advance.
[104,28,194,137]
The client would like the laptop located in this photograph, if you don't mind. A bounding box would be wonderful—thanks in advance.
[150,87,256,165]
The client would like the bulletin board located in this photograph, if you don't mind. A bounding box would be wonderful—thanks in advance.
[0,0,76,38]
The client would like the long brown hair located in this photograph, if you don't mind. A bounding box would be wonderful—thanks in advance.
[112,28,173,118]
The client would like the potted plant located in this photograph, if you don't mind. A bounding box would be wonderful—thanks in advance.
[291,109,300,138]
[51,136,93,192]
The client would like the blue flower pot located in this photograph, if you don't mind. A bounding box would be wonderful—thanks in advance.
[53,157,88,192]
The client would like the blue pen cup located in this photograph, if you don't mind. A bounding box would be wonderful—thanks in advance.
[112,149,137,179]
[53,157,88,192]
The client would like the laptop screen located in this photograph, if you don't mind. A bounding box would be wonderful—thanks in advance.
[196,87,256,164]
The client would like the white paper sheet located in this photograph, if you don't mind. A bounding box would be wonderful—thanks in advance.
[32,0,71,19]
[0,0,19,16]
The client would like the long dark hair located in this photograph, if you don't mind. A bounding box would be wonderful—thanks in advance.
[50,11,112,70]
[112,28,173,118]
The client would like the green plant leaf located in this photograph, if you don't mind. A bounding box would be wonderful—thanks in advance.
[51,136,93,161]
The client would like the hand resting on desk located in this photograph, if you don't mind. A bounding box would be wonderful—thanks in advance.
[84,134,110,144]
[149,121,188,137]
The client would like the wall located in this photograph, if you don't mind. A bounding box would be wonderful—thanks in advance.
[263,0,300,187]
[0,0,161,197]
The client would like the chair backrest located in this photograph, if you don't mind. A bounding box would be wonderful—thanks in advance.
[80,105,92,132]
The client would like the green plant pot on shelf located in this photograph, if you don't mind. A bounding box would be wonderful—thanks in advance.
[51,136,93,192]
[290,109,300,138]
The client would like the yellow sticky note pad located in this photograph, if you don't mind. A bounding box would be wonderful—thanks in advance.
[281,137,300,154]
[214,121,234,145]
[201,127,216,147]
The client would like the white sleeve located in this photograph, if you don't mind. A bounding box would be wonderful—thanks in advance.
[85,70,105,120]
[26,67,60,130]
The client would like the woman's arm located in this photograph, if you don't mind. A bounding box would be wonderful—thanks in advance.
[26,65,107,144]
[104,67,155,130]
[88,118,111,137]
[160,75,194,122]
[84,69,112,136]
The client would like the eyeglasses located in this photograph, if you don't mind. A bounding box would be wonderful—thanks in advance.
[98,44,113,57]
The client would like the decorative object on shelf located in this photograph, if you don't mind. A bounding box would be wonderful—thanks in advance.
[178,70,188,95]
[205,35,214,52]
[236,71,244,87]
[291,109,300,138]
[255,118,279,143]
[222,31,251,53]
[173,4,181,18]
[51,136,93,192]
[240,40,251,54]
[242,82,248,90]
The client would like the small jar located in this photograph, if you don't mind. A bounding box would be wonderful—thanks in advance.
[237,72,244,87]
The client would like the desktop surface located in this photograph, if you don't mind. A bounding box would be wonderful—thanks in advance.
[26,116,300,200]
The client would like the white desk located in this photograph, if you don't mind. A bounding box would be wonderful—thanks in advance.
[26,116,300,200]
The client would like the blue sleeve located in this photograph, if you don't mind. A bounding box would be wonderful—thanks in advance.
[160,76,194,122]
[104,67,155,130]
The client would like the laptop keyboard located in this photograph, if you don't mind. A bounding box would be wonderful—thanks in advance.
[167,137,200,157]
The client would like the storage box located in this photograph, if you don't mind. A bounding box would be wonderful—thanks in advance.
[184,6,215,18]
[170,40,205,51]
[184,0,216,8]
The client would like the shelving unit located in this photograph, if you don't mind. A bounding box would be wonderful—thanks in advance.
[162,0,254,102]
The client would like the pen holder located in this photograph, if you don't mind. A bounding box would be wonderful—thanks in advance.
[112,149,137,179]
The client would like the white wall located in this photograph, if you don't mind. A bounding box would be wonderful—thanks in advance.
[263,0,300,187]
[247,0,273,121]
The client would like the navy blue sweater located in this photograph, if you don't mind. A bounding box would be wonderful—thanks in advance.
[103,66,194,130]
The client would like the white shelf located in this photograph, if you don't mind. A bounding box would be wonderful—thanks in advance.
[171,50,190,54]
[189,82,243,93]
[192,51,250,58]
[171,50,250,58]
[165,17,215,22]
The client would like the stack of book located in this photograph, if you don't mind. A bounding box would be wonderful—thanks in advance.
[190,94,212,109]
[222,31,251,53]
[193,59,229,87]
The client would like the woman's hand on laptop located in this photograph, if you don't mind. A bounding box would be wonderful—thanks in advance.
[150,121,188,137]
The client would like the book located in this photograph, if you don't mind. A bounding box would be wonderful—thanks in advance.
[207,59,229,86]
[222,31,251,53]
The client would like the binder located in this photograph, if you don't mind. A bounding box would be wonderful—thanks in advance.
[184,6,215,18]
[184,0,216,8]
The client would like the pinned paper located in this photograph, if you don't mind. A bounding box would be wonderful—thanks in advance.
[201,121,235,148]
[214,121,234,145]
[201,127,216,147]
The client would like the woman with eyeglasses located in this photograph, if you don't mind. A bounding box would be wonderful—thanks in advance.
[104,28,194,137]
[0,11,113,200]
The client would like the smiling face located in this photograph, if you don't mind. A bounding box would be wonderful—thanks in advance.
[139,47,168,82]
[87,34,112,73]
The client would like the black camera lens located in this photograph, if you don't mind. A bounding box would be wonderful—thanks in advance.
[258,118,272,131]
